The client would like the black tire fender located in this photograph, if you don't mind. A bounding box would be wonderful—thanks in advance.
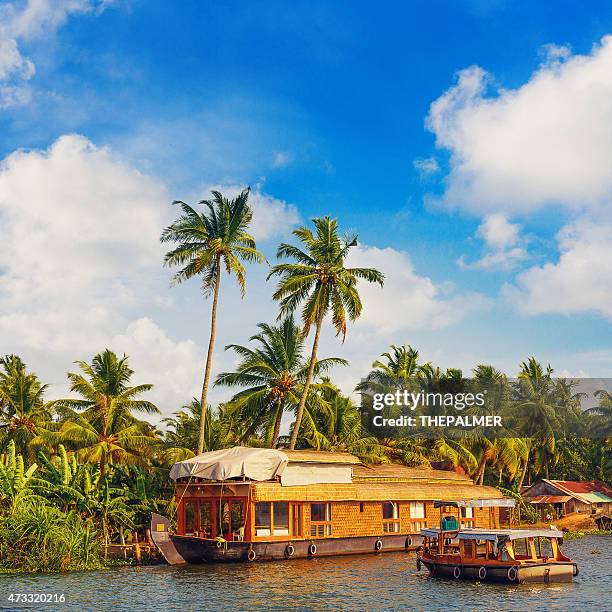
[375,539,383,551]
[453,566,461,579]
[478,566,487,580]
[286,544,295,558]
[247,548,256,562]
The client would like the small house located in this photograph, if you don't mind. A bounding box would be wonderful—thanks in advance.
[523,479,612,520]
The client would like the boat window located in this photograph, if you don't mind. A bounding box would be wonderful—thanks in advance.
[185,501,196,534]
[382,502,400,533]
[409,501,425,519]
[255,502,272,536]
[273,502,289,536]
[231,501,244,534]
[311,503,332,537]
[462,540,475,558]
[199,502,213,537]
[513,538,528,557]
[460,507,473,518]
[539,537,553,558]
[219,502,231,536]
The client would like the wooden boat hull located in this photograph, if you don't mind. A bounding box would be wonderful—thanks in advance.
[169,533,423,563]
[417,556,576,584]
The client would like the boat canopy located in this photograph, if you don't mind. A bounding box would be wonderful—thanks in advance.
[433,498,516,509]
[169,447,288,482]
[420,527,564,542]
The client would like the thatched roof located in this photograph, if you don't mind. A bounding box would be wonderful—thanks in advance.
[282,450,361,465]
[252,480,503,502]
[353,464,471,483]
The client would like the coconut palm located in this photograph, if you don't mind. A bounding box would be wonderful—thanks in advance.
[216,317,347,448]
[161,399,251,462]
[465,365,526,485]
[589,390,612,440]
[511,357,561,483]
[268,216,384,449]
[356,344,426,394]
[301,380,387,463]
[49,350,160,474]
[161,188,266,454]
[0,355,54,459]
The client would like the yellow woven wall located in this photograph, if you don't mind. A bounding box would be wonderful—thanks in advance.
[299,500,498,538]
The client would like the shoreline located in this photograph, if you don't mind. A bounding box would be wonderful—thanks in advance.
[2,531,610,575]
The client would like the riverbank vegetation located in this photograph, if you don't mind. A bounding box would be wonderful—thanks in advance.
[1,190,610,572]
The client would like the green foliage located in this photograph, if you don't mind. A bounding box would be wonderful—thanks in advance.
[0,501,102,572]
[268,216,384,449]
[216,316,347,448]
[48,350,160,474]
[0,355,55,460]
[161,188,267,454]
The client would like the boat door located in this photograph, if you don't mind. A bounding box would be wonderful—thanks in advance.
[218,499,245,540]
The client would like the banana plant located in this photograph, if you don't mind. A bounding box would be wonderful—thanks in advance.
[0,440,46,514]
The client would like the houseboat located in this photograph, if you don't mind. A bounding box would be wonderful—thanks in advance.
[151,446,512,564]
[417,523,578,584]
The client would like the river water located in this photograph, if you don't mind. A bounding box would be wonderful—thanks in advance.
[1,536,610,611]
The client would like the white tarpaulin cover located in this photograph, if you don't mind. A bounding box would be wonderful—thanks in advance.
[280,463,353,486]
[169,447,288,481]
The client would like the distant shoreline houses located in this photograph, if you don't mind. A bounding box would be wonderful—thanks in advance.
[523,479,612,520]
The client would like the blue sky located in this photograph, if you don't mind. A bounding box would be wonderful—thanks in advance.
[0,1,611,416]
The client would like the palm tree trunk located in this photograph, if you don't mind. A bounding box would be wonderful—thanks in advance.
[271,403,284,448]
[289,314,323,450]
[476,456,487,485]
[517,454,529,490]
[197,258,221,454]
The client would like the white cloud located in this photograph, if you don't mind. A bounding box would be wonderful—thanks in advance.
[413,156,439,177]
[108,318,202,412]
[504,219,612,318]
[0,0,109,107]
[459,214,528,270]
[0,134,203,415]
[201,183,300,241]
[427,36,612,313]
[272,151,292,168]
[459,247,527,271]
[476,214,520,249]
[347,245,490,334]
[427,36,612,215]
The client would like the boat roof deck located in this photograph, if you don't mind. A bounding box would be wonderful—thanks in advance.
[353,464,471,483]
[421,527,565,541]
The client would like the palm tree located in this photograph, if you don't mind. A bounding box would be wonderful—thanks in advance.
[0,355,54,459]
[49,350,160,475]
[161,189,266,454]
[216,317,347,448]
[356,344,426,394]
[466,365,526,485]
[511,357,560,483]
[268,216,384,449]
[302,380,387,463]
[161,399,250,462]
[589,390,612,441]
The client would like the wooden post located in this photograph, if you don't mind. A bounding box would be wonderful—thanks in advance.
[134,532,142,563]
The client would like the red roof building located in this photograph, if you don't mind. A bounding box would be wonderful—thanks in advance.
[523,479,612,519]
